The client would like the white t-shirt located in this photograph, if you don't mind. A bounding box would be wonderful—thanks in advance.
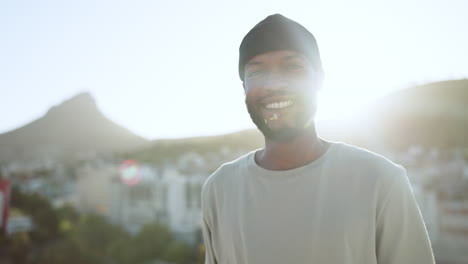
[201,142,434,264]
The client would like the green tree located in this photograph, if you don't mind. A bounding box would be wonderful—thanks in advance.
[7,232,32,264]
[69,214,129,258]
[54,204,80,234]
[32,239,102,264]
[109,221,192,264]
[34,213,129,264]
[162,241,191,264]
[9,187,59,242]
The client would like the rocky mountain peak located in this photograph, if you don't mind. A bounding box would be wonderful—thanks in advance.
[46,92,99,117]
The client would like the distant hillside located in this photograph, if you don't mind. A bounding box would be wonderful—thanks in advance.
[319,79,468,151]
[364,79,468,150]
[124,129,263,164]
[127,79,468,164]
[0,93,149,163]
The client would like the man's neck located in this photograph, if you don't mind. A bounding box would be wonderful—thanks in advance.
[255,126,329,171]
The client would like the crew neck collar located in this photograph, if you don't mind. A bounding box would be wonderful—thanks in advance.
[246,141,340,179]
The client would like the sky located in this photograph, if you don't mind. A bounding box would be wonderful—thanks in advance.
[1,0,467,140]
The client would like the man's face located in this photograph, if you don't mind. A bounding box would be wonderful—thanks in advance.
[243,50,321,142]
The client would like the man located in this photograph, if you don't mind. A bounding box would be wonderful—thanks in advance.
[201,14,435,264]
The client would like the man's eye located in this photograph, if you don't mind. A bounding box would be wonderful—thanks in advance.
[286,63,304,71]
[247,69,265,78]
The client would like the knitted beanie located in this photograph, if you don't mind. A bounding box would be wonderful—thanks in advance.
[238,14,323,81]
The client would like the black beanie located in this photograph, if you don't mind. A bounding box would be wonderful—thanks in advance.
[238,14,324,81]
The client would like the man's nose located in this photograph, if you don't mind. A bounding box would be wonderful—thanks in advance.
[261,72,288,91]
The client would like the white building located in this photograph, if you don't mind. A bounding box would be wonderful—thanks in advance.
[109,165,207,244]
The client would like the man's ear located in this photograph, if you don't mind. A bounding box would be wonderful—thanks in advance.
[314,71,324,91]
[316,76,323,91]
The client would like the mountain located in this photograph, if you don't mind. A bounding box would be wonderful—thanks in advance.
[125,129,263,164]
[362,79,468,150]
[318,79,468,151]
[0,93,149,163]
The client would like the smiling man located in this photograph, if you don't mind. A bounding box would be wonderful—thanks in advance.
[201,14,435,264]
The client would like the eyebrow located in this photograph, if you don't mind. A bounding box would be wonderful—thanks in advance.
[245,61,263,68]
[245,54,305,68]
[282,55,306,62]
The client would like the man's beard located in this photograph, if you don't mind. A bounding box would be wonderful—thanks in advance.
[245,96,316,142]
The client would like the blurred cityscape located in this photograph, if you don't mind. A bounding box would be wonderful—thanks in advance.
[2,144,468,263]
[0,79,467,263]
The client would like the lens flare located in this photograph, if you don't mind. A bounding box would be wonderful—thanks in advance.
[119,160,140,186]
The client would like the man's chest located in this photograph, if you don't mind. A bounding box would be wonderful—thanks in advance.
[211,177,378,263]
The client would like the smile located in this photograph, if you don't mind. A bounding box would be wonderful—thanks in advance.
[264,100,293,109]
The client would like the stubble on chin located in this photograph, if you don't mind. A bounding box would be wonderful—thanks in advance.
[245,98,316,142]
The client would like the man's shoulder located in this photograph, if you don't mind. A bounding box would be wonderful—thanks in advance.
[202,150,254,192]
[332,142,406,182]
[334,141,400,166]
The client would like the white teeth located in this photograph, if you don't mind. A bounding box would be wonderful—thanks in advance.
[266,100,293,109]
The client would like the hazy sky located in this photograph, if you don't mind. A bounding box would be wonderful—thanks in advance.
[1,0,467,139]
